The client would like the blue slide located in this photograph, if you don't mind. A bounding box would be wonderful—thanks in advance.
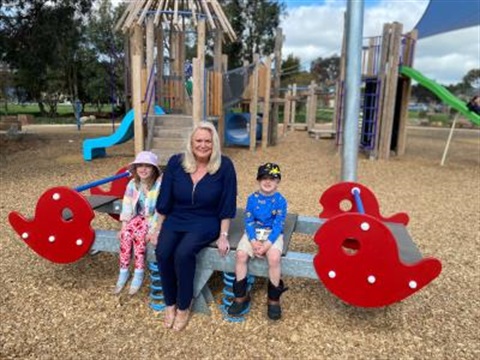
[83,105,164,161]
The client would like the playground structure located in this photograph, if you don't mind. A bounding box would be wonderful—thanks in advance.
[107,0,280,162]
[333,21,479,160]
[83,105,164,161]
[333,22,415,160]
[279,81,337,139]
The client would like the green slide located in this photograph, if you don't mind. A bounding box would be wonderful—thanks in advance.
[400,66,480,126]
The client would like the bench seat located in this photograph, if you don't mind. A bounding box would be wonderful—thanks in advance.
[90,199,424,313]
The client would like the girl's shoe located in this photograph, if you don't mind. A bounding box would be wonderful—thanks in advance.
[164,305,177,329]
[113,269,129,294]
[173,309,191,332]
[128,269,145,295]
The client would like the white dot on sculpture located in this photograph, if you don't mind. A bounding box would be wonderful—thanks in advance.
[48,235,55,243]
[22,232,29,239]
[52,193,61,200]
[328,270,336,279]
[409,280,418,289]
[76,239,83,246]
[367,275,376,284]
[360,222,370,231]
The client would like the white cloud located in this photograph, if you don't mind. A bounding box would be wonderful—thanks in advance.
[281,0,480,85]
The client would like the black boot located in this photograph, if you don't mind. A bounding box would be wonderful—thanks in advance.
[227,277,250,316]
[267,279,288,320]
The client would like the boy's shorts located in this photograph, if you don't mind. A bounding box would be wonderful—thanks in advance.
[236,229,284,258]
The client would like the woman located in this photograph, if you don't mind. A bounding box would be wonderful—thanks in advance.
[154,121,237,331]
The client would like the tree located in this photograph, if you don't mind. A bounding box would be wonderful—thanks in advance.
[462,68,480,92]
[310,55,340,89]
[280,54,314,87]
[411,84,437,104]
[220,0,286,69]
[1,0,93,116]
[83,0,126,111]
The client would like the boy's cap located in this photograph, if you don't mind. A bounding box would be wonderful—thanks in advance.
[257,163,281,180]
[129,151,160,171]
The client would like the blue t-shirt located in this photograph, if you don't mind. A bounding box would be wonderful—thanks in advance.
[244,191,288,244]
[156,154,237,234]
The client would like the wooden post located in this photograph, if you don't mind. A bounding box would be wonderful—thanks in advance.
[307,80,316,131]
[197,18,206,120]
[146,16,155,115]
[123,34,131,111]
[262,56,272,149]
[222,54,228,72]
[332,13,347,139]
[179,27,186,113]
[156,26,164,109]
[378,22,402,160]
[213,29,224,146]
[312,84,318,131]
[396,29,418,156]
[283,87,291,136]
[131,25,144,154]
[270,28,283,145]
[213,29,223,71]
[192,57,202,124]
[366,37,376,76]
[249,54,260,151]
[290,84,297,131]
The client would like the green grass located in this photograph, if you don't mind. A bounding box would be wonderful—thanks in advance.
[0,102,123,125]
[0,103,114,117]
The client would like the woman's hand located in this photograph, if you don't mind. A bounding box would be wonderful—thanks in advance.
[147,231,159,245]
[147,225,161,246]
[217,236,230,257]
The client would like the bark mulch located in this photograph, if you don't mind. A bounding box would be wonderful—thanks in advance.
[1,124,478,359]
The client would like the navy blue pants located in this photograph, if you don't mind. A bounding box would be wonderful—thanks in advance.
[155,228,217,310]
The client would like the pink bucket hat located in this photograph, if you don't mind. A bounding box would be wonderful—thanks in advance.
[129,151,160,171]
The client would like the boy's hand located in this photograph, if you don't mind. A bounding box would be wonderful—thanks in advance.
[251,240,263,257]
[257,241,272,257]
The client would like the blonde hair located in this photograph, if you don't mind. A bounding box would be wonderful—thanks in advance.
[182,121,221,174]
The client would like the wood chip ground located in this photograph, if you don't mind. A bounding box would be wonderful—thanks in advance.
[0,124,478,359]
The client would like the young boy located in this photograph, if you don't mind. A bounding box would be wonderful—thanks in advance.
[228,162,288,320]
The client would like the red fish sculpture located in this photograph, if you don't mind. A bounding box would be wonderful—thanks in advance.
[314,182,442,307]
[8,187,95,264]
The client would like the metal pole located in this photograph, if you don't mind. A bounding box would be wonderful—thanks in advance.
[74,172,130,193]
[341,0,365,181]
[440,113,459,166]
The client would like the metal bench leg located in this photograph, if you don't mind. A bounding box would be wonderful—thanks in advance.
[192,268,214,314]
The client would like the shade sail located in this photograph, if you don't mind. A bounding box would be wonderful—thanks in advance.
[414,0,480,39]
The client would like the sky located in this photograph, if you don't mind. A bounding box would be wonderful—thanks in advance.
[112,0,479,86]
[282,0,480,85]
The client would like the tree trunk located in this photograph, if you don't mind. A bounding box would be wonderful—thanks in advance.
[38,101,46,116]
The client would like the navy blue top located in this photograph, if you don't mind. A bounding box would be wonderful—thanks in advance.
[156,154,237,234]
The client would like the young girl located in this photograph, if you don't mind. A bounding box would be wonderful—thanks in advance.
[115,151,162,295]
